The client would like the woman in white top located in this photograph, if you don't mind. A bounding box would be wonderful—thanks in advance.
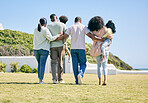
[33,18,62,84]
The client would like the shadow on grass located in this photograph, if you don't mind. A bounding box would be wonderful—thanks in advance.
[0,82,97,85]
[0,82,40,84]
[50,83,97,86]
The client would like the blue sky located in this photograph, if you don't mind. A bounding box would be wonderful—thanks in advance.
[0,0,148,68]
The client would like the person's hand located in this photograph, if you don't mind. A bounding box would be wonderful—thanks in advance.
[56,35,63,41]
[107,34,113,39]
[59,34,63,37]
[59,32,63,36]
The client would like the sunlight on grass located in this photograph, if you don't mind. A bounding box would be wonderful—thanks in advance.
[0,73,148,103]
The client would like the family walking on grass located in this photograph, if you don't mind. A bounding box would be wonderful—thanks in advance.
[33,14,116,85]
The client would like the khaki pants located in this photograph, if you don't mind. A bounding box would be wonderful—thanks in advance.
[50,46,65,81]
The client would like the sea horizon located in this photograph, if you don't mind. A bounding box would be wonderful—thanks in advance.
[133,68,148,70]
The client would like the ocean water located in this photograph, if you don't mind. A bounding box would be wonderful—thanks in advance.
[134,68,148,71]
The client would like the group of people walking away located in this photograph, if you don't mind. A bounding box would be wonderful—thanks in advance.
[33,14,116,85]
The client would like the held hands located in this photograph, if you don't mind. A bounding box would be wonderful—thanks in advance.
[55,32,63,41]
[59,32,63,36]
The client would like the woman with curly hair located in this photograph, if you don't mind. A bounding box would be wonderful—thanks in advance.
[88,16,113,85]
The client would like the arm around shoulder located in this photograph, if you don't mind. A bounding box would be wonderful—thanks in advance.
[44,28,59,41]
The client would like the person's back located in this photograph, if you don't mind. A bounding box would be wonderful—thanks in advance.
[67,22,88,49]
[65,17,89,85]
[47,21,66,48]
[33,27,50,50]
[47,14,66,84]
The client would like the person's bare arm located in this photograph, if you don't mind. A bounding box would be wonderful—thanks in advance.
[55,33,69,41]
[63,33,69,39]
[54,34,63,41]
[65,47,71,58]
[86,32,105,42]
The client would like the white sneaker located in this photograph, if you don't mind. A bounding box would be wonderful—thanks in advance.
[39,81,45,84]
[78,74,82,85]
[53,80,57,84]
[59,80,65,83]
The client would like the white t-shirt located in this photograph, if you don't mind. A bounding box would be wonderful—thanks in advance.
[65,22,90,49]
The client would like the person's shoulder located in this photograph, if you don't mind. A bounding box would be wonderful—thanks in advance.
[80,23,85,26]
[107,28,112,31]
[78,23,86,28]
[101,26,107,32]
[107,28,113,34]
[68,24,75,29]
[57,22,66,27]
[48,22,54,26]
[41,27,48,32]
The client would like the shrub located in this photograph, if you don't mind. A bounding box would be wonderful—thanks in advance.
[0,61,6,72]
[33,68,38,73]
[10,62,19,72]
[20,64,32,73]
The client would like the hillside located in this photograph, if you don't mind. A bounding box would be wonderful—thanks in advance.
[0,29,33,56]
[0,29,133,70]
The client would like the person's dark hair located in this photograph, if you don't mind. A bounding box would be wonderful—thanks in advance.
[105,20,116,33]
[75,17,81,23]
[59,16,68,24]
[37,17,47,32]
[88,16,104,31]
[50,14,57,22]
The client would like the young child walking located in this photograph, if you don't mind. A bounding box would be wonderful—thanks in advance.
[59,16,71,62]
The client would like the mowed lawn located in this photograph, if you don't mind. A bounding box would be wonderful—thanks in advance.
[0,73,148,103]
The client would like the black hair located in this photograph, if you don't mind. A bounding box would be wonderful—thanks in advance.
[88,16,104,31]
[50,14,57,22]
[105,20,116,33]
[75,17,81,22]
[59,16,68,24]
[37,17,47,32]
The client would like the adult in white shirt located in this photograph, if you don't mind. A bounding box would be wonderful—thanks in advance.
[62,17,91,84]
[33,18,62,84]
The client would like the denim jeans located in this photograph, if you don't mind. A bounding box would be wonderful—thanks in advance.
[96,50,109,78]
[34,49,49,80]
[71,49,87,84]
[101,38,110,56]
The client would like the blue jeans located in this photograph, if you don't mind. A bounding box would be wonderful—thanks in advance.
[34,49,49,80]
[71,49,87,84]
[101,38,110,56]
[96,50,109,78]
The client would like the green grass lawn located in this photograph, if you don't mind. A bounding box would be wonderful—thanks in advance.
[0,73,148,103]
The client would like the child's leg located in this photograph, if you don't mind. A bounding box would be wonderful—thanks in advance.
[100,39,111,63]
[101,39,111,56]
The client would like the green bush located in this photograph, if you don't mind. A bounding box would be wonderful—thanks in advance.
[20,64,32,73]
[10,62,19,72]
[33,68,38,73]
[0,61,6,72]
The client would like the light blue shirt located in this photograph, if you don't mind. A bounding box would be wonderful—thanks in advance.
[47,22,66,48]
